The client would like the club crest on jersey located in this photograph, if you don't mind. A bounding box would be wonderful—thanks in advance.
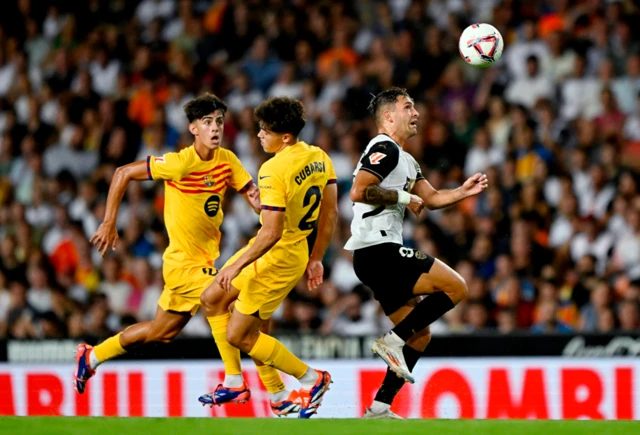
[203,175,215,187]
[369,152,386,165]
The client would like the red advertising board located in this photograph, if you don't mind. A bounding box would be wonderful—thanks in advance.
[0,359,637,419]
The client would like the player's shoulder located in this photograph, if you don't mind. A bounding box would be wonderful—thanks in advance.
[215,147,240,162]
[259,155,283,179]
[368,138,399,155]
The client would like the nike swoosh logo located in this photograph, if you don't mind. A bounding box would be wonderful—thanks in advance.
[259,176,270,180]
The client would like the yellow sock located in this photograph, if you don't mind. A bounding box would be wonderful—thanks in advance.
[255,364,285,394]
[207,313,242,375]
[248,333,307,379]
[93,333,126,363]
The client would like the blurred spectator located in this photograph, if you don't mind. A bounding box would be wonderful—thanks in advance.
[0,0,638,341]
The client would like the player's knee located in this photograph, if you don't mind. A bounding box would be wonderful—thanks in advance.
[200,286,215,307]
[443,273,468,305]
[452,276,469,304]
[200,283,226,311]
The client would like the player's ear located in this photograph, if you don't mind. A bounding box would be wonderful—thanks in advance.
[188,121,198,136]
[383,108,393,124]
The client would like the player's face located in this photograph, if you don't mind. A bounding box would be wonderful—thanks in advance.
[393,96,419,138]
[191,110,224,150]
[257,127,286,153]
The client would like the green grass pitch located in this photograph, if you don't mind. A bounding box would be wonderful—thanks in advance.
[0,417,639,435]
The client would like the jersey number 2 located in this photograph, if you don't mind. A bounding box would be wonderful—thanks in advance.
[298,186,321,231]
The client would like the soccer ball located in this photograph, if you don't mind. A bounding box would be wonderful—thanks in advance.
[458,23,504,68]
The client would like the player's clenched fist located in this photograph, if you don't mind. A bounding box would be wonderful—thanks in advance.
[90,222,119,257]
[406,194,424,218]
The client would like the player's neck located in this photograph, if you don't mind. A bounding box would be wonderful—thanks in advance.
[378,129,406,148]
[274,139,298,154]
[193,141,217,161]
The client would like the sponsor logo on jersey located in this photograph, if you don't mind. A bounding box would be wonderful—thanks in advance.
[203,175,215,187]
[415,251,428,260]
[204,195,221,217]
[369,152,386,165]
[156,156,165,163]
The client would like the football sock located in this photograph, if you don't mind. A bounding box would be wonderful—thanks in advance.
[269,389,290,403]
[207,313,242,376]
[298,367,320,390]
[374,345,422,405]
[92,333,126,369]
[255,364,286,394]
[370,400,390,413]
[392,292,454,341]
[248,332,308,379]
[223,374,244,388]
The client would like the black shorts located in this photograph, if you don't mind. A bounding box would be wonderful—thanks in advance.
[352,243,435,315]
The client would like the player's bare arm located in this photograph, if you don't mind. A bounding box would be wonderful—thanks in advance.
[350,170,423,215]
[217,209,285,291]
[306,183,338,291]
[241,182,261,214]
[90,160,150,256]
[412,172,488,210]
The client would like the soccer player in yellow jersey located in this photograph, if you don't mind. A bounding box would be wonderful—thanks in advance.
[199,98,338,418]
[198,97,339,418]
[74,94,291,402]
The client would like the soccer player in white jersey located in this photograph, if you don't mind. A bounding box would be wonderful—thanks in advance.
[345,88,488,418]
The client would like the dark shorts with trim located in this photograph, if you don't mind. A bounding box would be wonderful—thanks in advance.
[352,243,435,315]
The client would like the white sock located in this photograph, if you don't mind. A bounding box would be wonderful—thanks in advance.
[370,400,391,413]
[269,389,289,403]
[89,350,101,370]
[298,367,319,390]
[384,331,406,347]
[223,374,244,388]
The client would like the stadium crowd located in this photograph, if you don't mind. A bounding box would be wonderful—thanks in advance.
[0,0,639,341]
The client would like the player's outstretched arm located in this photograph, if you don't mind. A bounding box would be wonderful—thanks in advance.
[90,160,150,256]
[306,183,338,291]
[217,210,284,291]
[350,170,423,215]
[412,172,489,210]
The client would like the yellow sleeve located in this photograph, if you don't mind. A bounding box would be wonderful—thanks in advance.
[258,163,287,211]
[325,152,337,186]
[147,152,188,181]
[226,151,254,193]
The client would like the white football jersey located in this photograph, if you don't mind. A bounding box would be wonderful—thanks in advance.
[344,134,424,251]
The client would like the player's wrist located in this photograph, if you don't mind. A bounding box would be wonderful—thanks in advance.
[397,190,411,205]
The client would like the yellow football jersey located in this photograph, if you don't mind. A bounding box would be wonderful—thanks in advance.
[257,141,337,266]
[147,146,253,271]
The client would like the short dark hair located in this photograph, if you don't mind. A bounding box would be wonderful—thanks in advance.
[254,97,306,136]
[368,87,412,124]
[183,93,228,123]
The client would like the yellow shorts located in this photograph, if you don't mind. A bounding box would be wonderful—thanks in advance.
[158,263,218,316]
[227,246,307,320]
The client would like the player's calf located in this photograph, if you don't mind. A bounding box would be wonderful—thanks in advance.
[226,323,260,354]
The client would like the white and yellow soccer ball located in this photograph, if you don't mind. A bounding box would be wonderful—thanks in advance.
[458,23,504,68]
